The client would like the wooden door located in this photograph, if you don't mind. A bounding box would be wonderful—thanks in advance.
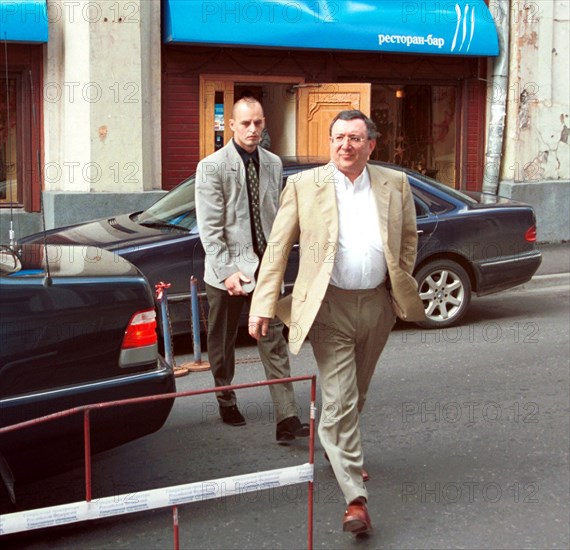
[296,83,371,158]
[199,76,235,160]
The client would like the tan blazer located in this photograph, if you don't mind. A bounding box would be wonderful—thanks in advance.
[195,141,283,293]
[250,163,425,355]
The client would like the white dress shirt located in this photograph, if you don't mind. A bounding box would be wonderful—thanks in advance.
[330,166,387,289]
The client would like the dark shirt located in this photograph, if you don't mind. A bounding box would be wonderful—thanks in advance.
[232,139,260,173]
[232,140,263,258]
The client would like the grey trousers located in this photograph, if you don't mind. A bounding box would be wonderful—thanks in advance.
[308,283,396,504]
[205,283,299,423]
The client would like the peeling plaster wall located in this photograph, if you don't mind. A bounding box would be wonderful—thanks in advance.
[501,1,569,242]
[503,1,569,182]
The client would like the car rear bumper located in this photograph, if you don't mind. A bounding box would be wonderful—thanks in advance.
[0,359,176,469]
[475,250,543,296]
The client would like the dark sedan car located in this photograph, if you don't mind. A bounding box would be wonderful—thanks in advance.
[0,243,175,494]
[20,159,542,333]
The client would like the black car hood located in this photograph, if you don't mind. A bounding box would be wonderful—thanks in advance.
[21,213,188,250]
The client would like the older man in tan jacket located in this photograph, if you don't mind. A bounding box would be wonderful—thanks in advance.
[249,110,424,536]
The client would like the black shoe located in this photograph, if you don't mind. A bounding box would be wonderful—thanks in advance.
[276,416,310,442]
[219,405,246,426]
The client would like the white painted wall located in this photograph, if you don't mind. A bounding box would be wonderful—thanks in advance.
[44,0,161,194]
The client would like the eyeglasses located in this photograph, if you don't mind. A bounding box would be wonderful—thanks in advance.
[330,135,369,145]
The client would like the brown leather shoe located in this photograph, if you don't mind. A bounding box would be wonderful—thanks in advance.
[324,452,370,482]
[342,499,372,535]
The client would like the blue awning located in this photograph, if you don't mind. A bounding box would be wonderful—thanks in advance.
[163,0,499,57]
[0,0,48,43]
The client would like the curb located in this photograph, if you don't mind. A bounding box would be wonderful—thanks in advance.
[514,273,570,291]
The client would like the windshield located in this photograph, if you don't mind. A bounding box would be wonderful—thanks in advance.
[137,176,198,231]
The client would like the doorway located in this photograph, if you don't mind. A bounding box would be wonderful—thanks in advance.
[199,75,304,159]
[199,76,459,187]
[200,76,371,160]
[233,83,297,157]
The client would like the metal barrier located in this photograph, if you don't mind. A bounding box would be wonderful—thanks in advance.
[0,376,317,549]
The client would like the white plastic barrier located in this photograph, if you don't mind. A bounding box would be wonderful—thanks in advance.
[0,463,313,535]
[0,375,317,548]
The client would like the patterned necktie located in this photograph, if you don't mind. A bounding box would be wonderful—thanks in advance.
[247,158,267,256]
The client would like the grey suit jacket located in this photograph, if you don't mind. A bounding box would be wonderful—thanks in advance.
[195,140,283,293]
[250,162,425,355]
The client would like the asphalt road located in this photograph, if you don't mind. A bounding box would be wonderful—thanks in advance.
[2,281,569,550]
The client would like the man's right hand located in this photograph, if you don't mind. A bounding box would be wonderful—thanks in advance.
[248,316,270,340]
[224,272,251,296]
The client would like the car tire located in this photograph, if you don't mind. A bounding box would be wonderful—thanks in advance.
[414,259,471,329]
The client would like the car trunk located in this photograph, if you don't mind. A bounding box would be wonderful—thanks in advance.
[0,244,174,481]
[1,244,157,399]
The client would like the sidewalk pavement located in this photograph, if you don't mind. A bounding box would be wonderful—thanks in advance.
[521,242,569,290]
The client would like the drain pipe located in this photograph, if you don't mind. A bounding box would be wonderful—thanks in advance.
[483,0,511,195]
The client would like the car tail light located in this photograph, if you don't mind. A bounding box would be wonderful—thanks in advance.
[525,225,537,242]
[122,309,158,349]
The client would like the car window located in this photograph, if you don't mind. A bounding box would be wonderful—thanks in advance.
[414,197,429,217]
[138,176,197,231]
[412,184,454,214]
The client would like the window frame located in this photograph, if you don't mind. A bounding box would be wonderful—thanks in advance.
[0,45,42,213]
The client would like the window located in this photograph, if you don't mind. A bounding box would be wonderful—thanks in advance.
[371,84,458,188]
[0,49,42,212]
[0,77,18,205]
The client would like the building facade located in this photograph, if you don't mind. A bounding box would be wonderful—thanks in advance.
[1,0,568,242]
[499,0,569,242]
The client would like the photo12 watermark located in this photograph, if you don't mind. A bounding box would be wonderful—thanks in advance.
[44,161,141,186]
[200,1,338,24]
[400,322,540,345]
[401,481,539,503]
[44,82,140,105]
[401,400,539,424]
